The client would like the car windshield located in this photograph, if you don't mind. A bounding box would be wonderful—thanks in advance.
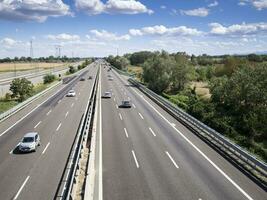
[22,137,34,143]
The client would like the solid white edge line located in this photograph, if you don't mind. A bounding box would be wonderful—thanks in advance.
[56,123,62,131]
[13,176,30,200]
[46,109,52,116]
[148,127,156,137]
[99,67,103,200]
[124,128,129,138]
[131,150,139,168]
[166,151,179,169]
[34,121,42,129]
[0,74,82,137]
[138,112,144,119]
[119,113,123,120]
[130,87,254,200]
[42,142,50,154]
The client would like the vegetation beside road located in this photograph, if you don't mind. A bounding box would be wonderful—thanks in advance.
[0,62,76,73]
[0,58,93,114]
[107,51,267,162]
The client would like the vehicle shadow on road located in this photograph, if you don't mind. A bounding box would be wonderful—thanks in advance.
[12,146,32,155]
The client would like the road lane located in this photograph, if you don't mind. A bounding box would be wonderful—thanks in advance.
[97,65,267,200]
[0,64,98,199]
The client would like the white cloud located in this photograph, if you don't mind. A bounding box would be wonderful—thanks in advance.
[129,25,202,36]
[46,33,80,41]
[75,0,153,15]
[238,0,267,10]
[252,0,267,10]
[0,38,17,46]
[180,7,209,17]
[89,30,131,41]
[209,22,267,35]
[0,0,71,22]
[208,1,219,7]
[160,5,166,9]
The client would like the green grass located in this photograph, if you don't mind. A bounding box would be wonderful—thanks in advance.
[0,100,18,114]
[0,80,58,114]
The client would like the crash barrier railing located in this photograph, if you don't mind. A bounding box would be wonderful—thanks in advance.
[0,64,91,123]
[128,78,267,185]
[0,81,61,123]
[111,66,135,77]
[54,68,99,200]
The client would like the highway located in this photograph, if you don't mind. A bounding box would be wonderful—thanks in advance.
[0,63,98,199]
[92,61,267,200]
[0,60,266,200]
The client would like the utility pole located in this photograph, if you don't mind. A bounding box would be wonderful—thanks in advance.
[30,40,36,73]
[30,40,33,58]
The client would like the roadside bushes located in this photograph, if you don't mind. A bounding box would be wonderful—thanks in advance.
[10,78,34,102]
[43,74,56,84]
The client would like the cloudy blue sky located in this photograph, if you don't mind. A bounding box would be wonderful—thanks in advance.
[0,0,266,58]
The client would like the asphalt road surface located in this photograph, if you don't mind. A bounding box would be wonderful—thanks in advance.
[93,62,266,200]
[0,60,266,200]
[0,63,98,200]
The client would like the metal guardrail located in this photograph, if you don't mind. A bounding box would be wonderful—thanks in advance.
[55,68,99,200]
[0,64,91,123]
[128,78,267,182]
[111,66,135,77]
[0,81,61,123]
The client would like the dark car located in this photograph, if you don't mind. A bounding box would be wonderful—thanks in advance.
[88,76,93,80]
[80,77,85,81]
[102,91,112,98]
[119,100,131,108]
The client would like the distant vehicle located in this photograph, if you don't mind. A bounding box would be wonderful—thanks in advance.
[88,76,93,80]
[108,77,114,81]
[102,91,112,98]
[80,77,85,81]
[107,74,112,77]
[19,132,40,152]
[66,90,76,97]
[119,100,131,108]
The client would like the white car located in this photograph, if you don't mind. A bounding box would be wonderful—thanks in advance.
[66,90,76,97]
[19,132,40,152]
[102,91,112,98]
[108,77,114,81]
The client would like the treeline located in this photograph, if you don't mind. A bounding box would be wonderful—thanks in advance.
[0,56,82,63]
[106,51,267,161]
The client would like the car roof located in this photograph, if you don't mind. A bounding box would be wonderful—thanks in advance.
[69,90,75,92]
[24,132,38,137]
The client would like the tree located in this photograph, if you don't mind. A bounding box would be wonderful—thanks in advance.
[43,74,56,84]
[10,78,34,102]
[142,52,174,93]
[68,66,76,74]
[247,54,262,62]
[210,64,267,145]
[129,51,154,65]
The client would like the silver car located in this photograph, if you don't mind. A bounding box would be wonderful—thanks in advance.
[19,132,40,152]
[66,90,76,97]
